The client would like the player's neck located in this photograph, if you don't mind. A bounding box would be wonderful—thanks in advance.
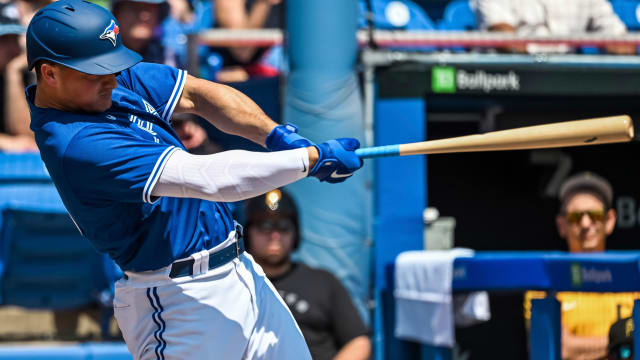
[263,259,292,279]
[34,84,64,111]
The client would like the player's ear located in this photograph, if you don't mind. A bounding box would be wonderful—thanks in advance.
[39,63,59,85]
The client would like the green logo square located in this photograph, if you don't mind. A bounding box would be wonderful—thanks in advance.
[432,66,456,93]
[571,263,582,288]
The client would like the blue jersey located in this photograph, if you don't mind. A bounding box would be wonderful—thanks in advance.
[27,62,235,272]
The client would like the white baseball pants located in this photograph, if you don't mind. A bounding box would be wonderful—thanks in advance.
[113,236,311,360]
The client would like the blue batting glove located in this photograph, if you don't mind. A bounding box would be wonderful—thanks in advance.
[309,138,363,183]
[265,123,314,151]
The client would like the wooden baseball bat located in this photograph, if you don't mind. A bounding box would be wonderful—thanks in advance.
[355,115,634,159]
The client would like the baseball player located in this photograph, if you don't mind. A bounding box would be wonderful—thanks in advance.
[25,1,363,359]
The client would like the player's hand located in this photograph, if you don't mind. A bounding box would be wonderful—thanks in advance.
[309,138,363,183]
[265,123,314,151]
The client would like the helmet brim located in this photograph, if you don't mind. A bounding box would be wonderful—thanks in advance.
[43,45,143,75]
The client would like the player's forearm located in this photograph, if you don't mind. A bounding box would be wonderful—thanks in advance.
[333,336,371,360]
[176,75,277,146]
[151,148,310,202]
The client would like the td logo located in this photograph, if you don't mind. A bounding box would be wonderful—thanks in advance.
[571,263,582,288]
[432,66,456,93]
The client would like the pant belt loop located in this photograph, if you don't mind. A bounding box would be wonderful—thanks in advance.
[191,251,203,276]
[235,223,243,259]
[199,249,210,274]
[235,234,241,258]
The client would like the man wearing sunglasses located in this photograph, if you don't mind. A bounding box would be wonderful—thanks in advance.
[556,172,616,253]
[528,172,640,359]
[244,189,371,360]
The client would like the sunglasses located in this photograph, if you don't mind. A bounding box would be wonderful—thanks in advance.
[566,209,605,224]
[254,219,295,233]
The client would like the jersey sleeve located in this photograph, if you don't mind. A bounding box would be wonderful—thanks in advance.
[116,62,187,124]
[62,125,179,205]
[328,272,369,346]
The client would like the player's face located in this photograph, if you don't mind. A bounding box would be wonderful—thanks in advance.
[557,193,616,253]
[57,66,118,112]
[248,217,296,267]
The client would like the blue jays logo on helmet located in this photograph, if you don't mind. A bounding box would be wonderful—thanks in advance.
[99,19,119,47]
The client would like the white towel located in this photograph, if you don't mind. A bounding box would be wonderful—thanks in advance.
[394,249,490,347]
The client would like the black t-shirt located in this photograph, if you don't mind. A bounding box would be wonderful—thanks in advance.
[269,262,368,360]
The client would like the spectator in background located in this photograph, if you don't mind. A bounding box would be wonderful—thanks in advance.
[13,0,51,25]
[472,0,636,54]
[213,0,283,82]
[526,172,640,360]
[112,0,169,64]
[605,316,634,360]
[162,0,214,71]
[556,171,616,253]
[244,189,371,360]
[0,1,38,152]
[113,0,218,73]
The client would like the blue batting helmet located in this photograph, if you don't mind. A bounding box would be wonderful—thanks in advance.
[26,0,141,75]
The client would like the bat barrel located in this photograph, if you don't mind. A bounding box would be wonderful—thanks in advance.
[355,115,634,159]
[355,145,400,159]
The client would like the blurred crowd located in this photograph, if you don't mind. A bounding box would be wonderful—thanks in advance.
[0,0,288,154]
[0,0,637,153]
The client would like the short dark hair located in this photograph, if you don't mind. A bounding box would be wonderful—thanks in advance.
[558,172,613,213]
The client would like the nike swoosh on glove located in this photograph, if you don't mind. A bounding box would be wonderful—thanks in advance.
[265,124,314,151]
[309,138,363,183]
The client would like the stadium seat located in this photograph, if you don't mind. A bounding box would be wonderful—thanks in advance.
[0,153,67,213]
[437,0,477,30]
[611,0,640,30]
[0,153,50,182]
[0,342,131,360]
[607,0,640,54]
[436,0,477,52]
[358,0,436,51]
[0,208,121,337]
[358,0,436,30]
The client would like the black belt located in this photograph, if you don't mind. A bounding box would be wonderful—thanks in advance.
[169,228,244,279]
